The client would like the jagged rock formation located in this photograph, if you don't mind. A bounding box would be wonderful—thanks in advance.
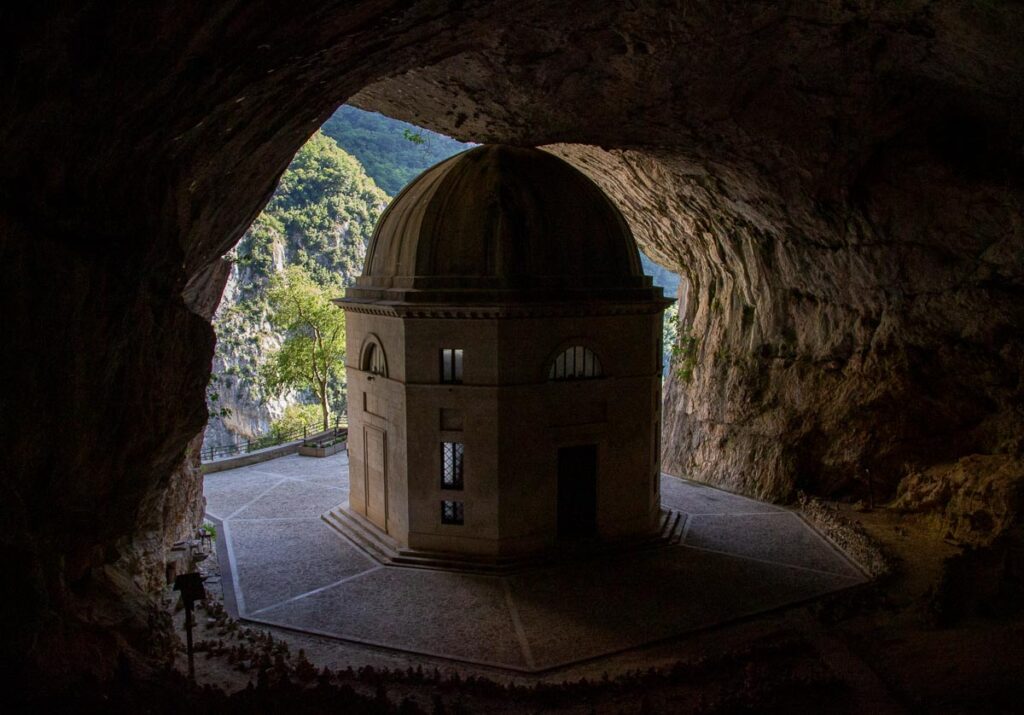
[1,0,1022,685]
[204,258,290,449]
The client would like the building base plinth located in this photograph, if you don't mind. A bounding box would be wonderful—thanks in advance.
[321,506,683,575]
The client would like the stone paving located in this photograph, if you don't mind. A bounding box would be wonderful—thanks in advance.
[205,452,866,672]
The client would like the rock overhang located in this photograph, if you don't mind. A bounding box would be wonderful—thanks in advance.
[2,0,1023,686]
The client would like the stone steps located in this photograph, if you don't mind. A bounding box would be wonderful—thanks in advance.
[322,506,402,559]
[661,507,686,544]
[322,506,687,576]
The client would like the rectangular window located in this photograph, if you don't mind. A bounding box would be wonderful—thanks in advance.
[441,500,464,525]
[441,441,464,489]
[440,348,464,384]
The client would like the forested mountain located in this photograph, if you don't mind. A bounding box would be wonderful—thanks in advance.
[234,132,384,290]
[206,108,470,450]
[321,105,470,195]
[205,131,388,449]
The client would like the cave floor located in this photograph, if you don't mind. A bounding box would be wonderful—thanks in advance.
[204,452,866,672]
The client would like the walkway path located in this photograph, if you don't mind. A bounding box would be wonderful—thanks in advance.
[204,453,865,672]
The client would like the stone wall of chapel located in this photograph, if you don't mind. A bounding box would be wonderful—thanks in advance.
[345,311,410,542]
[344,309,663,554]
[495,312,663,548]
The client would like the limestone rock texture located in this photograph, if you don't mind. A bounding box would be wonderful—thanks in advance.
[893,454,1023,548]
[1,0,1022,682]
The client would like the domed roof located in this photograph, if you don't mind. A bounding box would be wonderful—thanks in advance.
[345,145,659,303]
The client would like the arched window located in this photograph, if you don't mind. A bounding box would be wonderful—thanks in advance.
[548,345,603,381]
[362,340,387,377]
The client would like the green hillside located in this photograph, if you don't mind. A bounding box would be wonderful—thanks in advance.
[233,131,387,292]
[321,105,470,196]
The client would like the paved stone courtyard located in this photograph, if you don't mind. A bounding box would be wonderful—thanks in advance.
[205,452,866,672]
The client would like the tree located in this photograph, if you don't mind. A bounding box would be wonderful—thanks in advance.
[262,266,346,431]
[269,404,323,440]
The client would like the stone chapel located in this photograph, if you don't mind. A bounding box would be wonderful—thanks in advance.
[330,144,671,565]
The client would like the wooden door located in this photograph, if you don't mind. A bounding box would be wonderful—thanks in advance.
[363,426,388,532]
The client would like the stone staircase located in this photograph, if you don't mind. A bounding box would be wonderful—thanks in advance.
[321,506,686,575]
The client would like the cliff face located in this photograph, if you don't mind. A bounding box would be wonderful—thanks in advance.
[2,0,1022,682]
[203,258,288,449]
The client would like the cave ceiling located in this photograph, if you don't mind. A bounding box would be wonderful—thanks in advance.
[4,1,1022,277]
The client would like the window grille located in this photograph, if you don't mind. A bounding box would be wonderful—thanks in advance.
[441,500,464,525]
[548,346,602,380]
[441,441,464,489]
[440,348,463,384]
[363,343,386,376]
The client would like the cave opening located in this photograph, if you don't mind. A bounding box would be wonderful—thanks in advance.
[4,3,1023,710]
[201,104,685,460]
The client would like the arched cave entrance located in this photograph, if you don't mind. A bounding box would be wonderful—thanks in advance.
[3,3,1022,708]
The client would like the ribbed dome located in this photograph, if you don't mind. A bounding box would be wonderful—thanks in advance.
[347,145,655,302]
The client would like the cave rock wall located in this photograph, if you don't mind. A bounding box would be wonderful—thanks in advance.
[2,0,1022,681]
[553,144,1023,503]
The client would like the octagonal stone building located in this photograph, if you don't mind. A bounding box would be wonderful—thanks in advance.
[331,144,671,565]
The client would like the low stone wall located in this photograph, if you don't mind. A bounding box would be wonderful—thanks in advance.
[201,440,304,473]
[202,429,338,473]
[298,440,347,458]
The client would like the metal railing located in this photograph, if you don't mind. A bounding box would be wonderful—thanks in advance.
[200,416,347,463]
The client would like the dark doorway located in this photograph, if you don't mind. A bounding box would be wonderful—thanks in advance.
[557,444,598,538]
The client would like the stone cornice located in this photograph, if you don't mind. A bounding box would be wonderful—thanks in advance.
[336,299,671,320]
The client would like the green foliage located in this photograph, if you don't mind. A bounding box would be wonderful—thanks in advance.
[402,128,426,145]
[671,330,700,383]
[270,404,324,440]
[200,522,217,540]
[662,301,679,374]
[210,129,387,444]
[231,131,387,292]
[233,212,285,284]
[321,105,470,196]
[261,266,347,430]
